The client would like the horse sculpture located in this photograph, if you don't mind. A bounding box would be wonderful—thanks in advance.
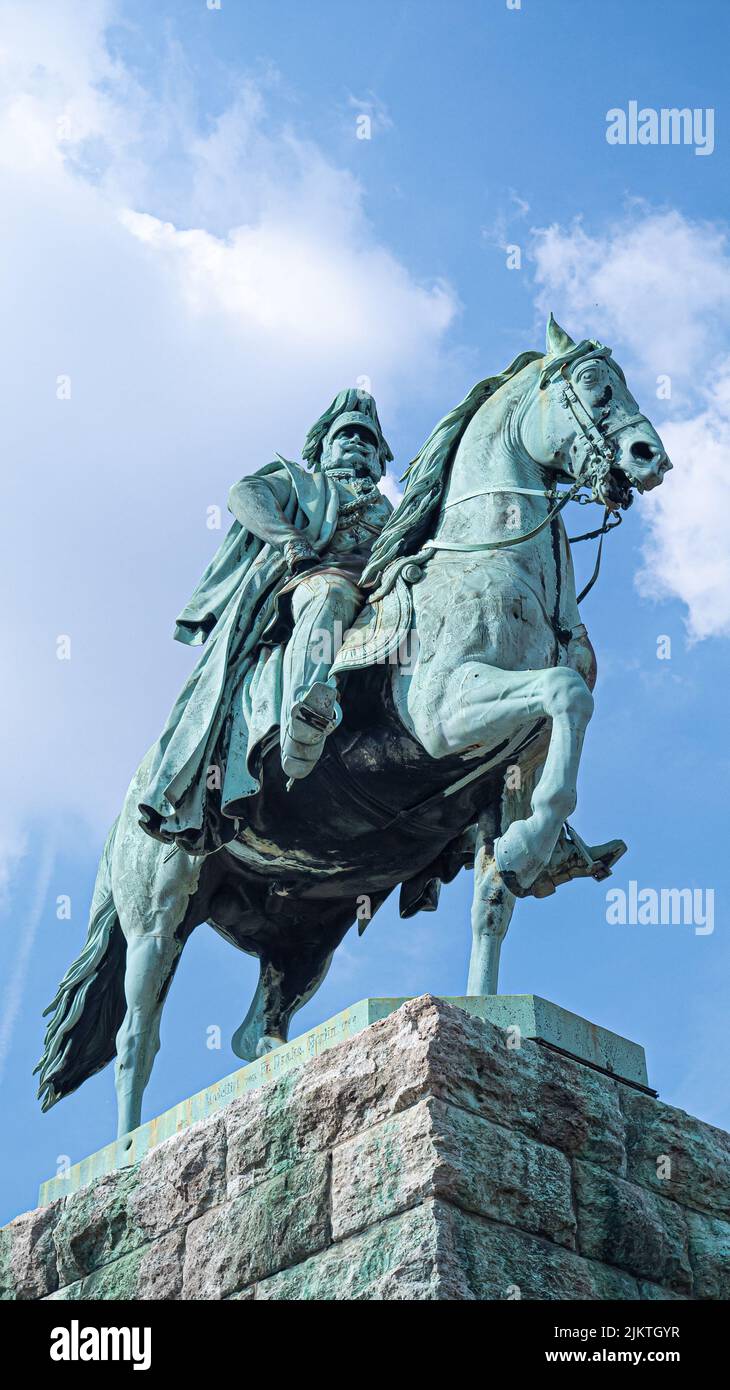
[37,316,671,1138]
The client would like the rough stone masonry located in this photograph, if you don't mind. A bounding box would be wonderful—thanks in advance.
[2,997,729,1300]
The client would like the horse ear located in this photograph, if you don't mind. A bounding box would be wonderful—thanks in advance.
[545,313,575,356]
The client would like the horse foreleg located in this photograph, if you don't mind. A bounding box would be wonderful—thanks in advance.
[468,764,547,991]
[417,663,594,896]
[493,669,593,894]
[468,806,515,994]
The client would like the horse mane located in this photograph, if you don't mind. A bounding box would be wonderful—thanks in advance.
[361,350,542,587]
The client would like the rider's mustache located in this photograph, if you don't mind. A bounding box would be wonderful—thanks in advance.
[329,442,380,476]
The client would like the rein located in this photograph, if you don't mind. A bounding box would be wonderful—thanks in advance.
[420,355,651,598]
[425,481,621,604]
[571,507,622,604]
[424,478,584,553]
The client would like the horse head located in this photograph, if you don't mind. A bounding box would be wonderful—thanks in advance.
[520,314,672,510]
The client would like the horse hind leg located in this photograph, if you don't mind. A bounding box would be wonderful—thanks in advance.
[232,904,356,1061]
[114,931,183,1140]
[112,834,204,1140]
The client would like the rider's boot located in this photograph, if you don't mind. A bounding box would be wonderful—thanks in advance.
[280,572,359,781]
[281,679,342,780]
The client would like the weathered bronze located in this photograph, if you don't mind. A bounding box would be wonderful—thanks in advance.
[36,317,671,1138]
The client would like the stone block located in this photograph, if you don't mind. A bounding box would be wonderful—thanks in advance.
[621,1088,730,1221]
[331,1096,576,1248]
[255,1201,638,1301]
[4,994,727,1302]
[52,1165,142,1286]
[686,1210,730,1300]
[130,1115,227,1239]
[574,1159,691,1294]
[182,1154,330,1299]
[0,1199,65,1300]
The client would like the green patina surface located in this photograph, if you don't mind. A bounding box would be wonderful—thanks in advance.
[9,996,729,1303]
[35,325,673,1151]
[458,995,650,1089]
[39,994,649,1205]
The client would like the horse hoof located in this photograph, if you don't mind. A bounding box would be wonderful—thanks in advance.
[493,823,543,897]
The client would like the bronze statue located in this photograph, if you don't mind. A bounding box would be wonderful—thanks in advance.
[37,318,671,1139]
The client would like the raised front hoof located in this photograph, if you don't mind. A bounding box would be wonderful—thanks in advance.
[501,830,629,900]
[255,1033,286,1058]
[493,823,545,898]
[583,837,627,882]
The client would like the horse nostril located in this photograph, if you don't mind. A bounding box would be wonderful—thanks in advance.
[630,440,656,462]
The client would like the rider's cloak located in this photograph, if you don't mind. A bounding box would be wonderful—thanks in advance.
[138,458,342,853]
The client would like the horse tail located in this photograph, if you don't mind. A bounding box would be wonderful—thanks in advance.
[35,817,127,1111]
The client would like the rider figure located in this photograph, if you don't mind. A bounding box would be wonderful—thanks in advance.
[228,393,393,780]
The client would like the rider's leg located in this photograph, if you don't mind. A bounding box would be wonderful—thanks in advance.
[281,573,360,779]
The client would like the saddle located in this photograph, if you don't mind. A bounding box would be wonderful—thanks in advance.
[331,556,424,676]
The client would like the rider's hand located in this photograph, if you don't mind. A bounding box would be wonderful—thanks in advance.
[283,536,319,575]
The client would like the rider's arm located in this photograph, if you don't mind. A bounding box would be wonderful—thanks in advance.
[228,475,318,572]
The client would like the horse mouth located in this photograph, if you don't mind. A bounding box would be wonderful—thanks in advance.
[605,465,638,507]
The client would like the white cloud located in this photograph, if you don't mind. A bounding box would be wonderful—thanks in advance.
[531,209,730,389]
[531,208,730,641]
[0,836,55,1084]
[637,367,730,642]
[379,475,404,506]
[119,207,453,367]
[346,91,393,138]
[0,0,458,890]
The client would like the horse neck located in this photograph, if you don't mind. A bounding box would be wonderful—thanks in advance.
[436,387,548,536]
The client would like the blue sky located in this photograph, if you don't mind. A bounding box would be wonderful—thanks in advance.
[1,0,729,1225]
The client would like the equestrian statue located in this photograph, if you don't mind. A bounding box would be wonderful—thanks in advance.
[36,316,672,1139]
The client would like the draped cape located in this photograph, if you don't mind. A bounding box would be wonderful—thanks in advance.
[139,459,341,852]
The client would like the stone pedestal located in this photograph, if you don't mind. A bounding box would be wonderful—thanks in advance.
[2,996,729,1300]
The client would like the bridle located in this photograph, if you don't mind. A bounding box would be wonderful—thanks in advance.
[420,350,656,600]
[556,358,649,507]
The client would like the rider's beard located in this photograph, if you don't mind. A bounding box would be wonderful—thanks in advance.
[355,456,382,484]
[322,448,381,484]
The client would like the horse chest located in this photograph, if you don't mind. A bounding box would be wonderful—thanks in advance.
[412,553,559,671]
